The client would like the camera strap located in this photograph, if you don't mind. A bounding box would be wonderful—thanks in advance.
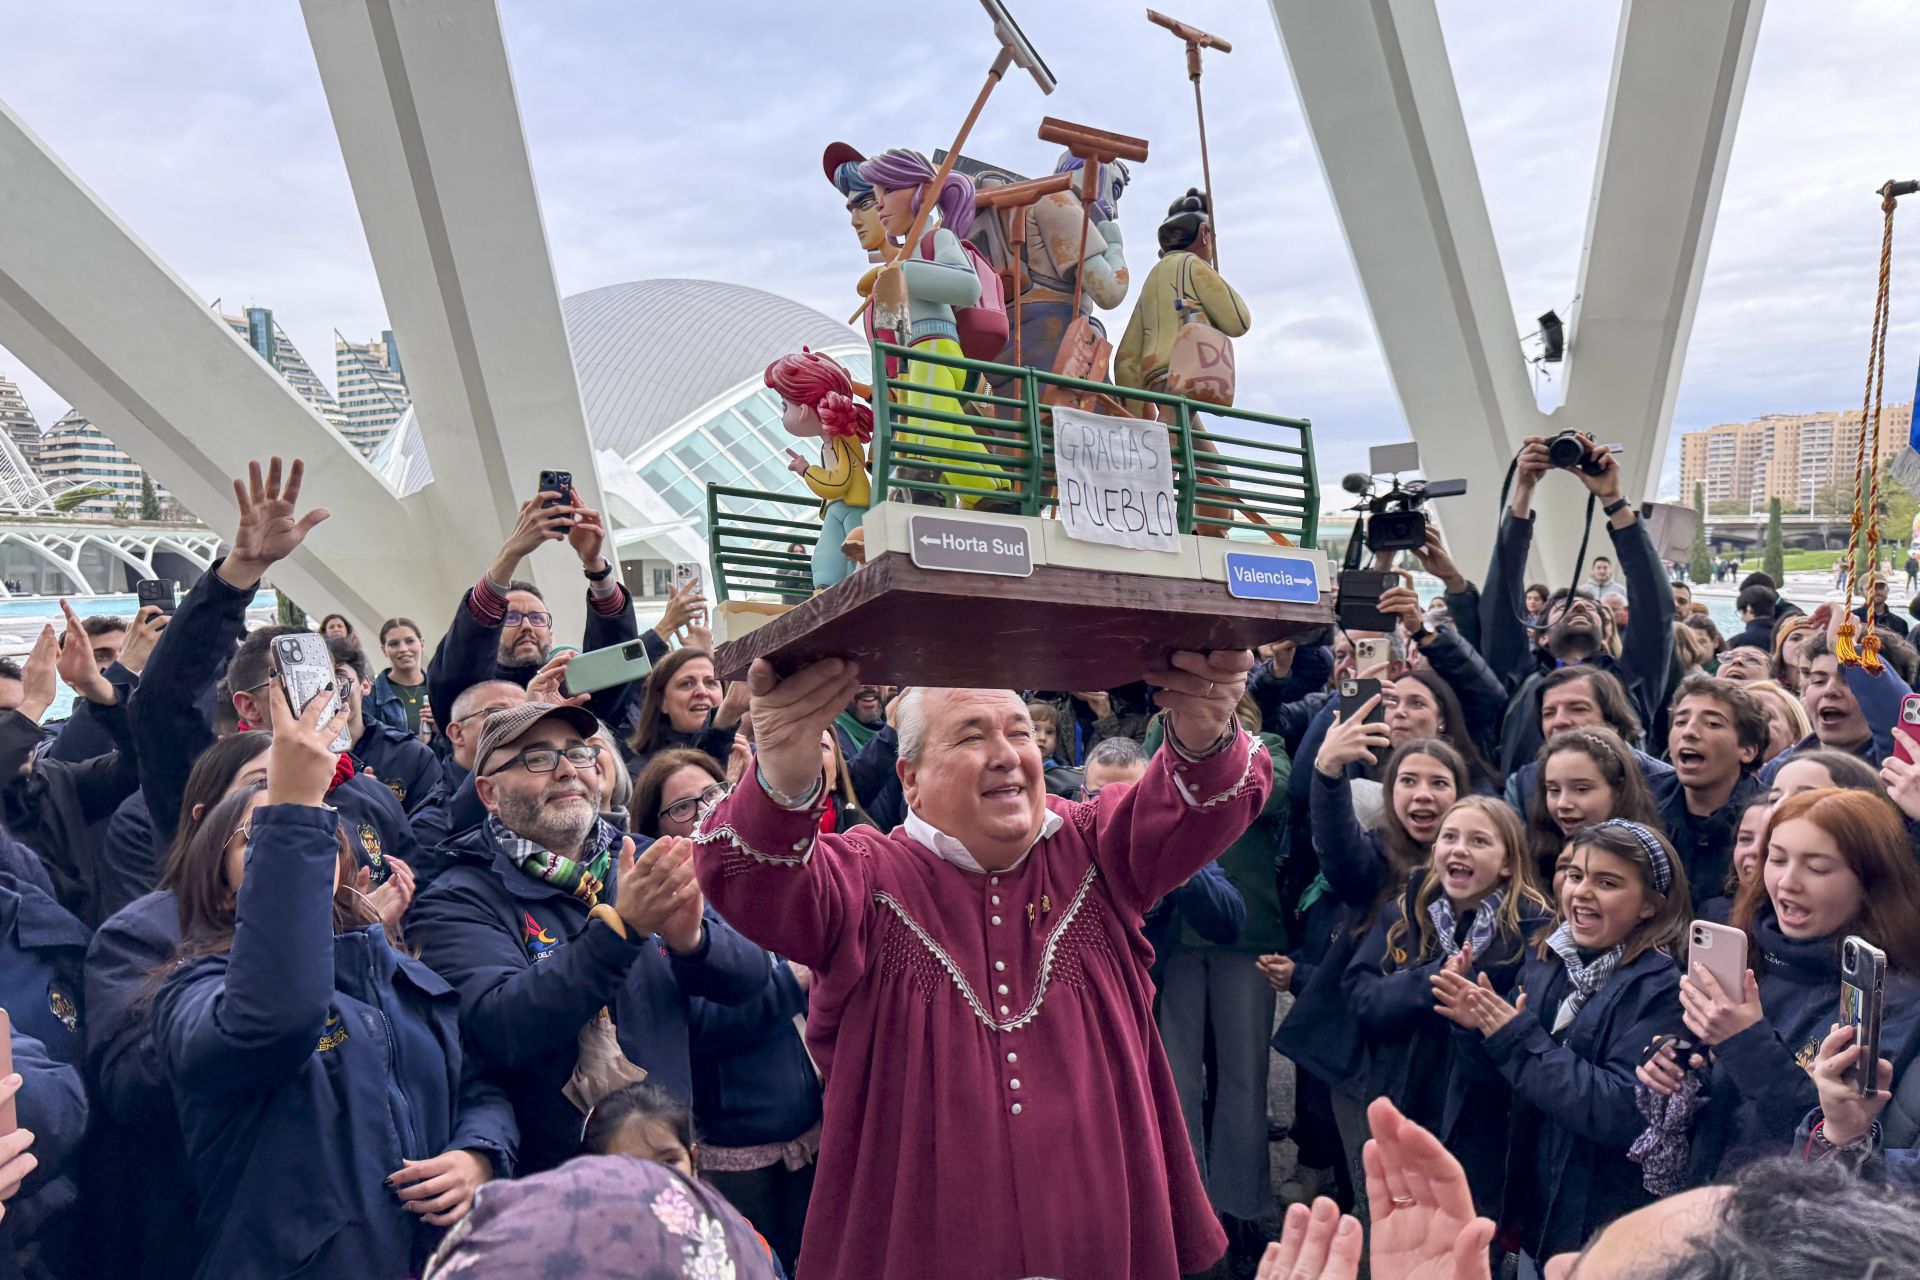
[1496,454,1601,632]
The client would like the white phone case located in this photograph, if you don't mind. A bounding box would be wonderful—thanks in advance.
[276,633,351,754]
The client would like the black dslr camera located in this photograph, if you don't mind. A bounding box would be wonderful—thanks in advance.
[1545,430,1619,477]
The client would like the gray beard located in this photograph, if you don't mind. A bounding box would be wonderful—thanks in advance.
[497,788,595,855]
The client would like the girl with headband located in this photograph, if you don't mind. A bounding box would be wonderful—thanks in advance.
[1433,818,1689,1268]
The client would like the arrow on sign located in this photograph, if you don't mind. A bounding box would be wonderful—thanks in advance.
[919,536,941,546]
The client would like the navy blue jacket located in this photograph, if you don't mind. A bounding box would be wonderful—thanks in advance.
[407,820,770,1174]
[426,583,655,735]
[689,957,823,1149]
[1343,877,1548,1214]
[1657,772,1766,901]
[835,723,903,830]
[1685,910,1920,1183]
[155,805,518,1280]
[1416,626,1511,763]
[1143,860,1246,980]
[623,713,741,784]
[352,720,452,851]
[0,687,143,928]
[0,872,89,1266]
[44,661,138,763]
[1482,510,1677,771]
[1272,770,1394,1091]
[81,888,195,1280]
[1505,748,1679,818]
[1481,945,1683,1259]
[1248,643,1334,754]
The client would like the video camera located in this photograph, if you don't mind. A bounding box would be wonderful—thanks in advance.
[1342,443,1468,555]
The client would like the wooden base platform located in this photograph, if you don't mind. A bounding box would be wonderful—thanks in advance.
[712,552,1333,689]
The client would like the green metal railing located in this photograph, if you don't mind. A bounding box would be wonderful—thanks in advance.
[707,341,1318,602]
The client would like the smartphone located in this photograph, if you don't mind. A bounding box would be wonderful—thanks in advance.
[1688,920,1748,1003]
[1336,570,1398,633]
[1338,677,1385,726]
[135,577,179,616]
[674,561,702,594]
[1353,636,1389,673]
[538,469,573,529]
[0,1009,13,1136]
[563,638,655,695]
[273,632,351,754]
[1895,694,1920,765]
[1841,936,1889,1097]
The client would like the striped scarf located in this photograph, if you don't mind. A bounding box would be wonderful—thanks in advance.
[1544,921,1624,1035]
[1427,886,1507,960]
[490,816,619,905]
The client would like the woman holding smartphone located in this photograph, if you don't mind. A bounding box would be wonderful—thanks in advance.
[153,676,516,1278]
[1639,788,1920,1181]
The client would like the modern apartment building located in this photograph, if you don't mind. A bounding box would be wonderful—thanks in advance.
[36,409,170,518]
[1677,402,1915,512]
[334,331,409,454]
[0,374,41,475]
[222,306,354,445]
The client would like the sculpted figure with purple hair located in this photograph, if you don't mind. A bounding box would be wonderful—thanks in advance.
[855,147,1008,506]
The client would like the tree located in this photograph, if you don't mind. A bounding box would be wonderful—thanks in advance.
[1707,498,1748,517]
[1689,483,1712,583]
[138,472,161,521]
[1764,497,1786,585]
[276,594,308,629]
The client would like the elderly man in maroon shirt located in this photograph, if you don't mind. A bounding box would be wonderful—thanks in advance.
[692,649,1271,1279]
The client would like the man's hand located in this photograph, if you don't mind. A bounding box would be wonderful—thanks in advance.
[1072,690,1112,719]
[116,605,167,676]
[1145,649,1252,754]
[526,652,590,709]
[748,657,860,799]
[15,626,57,725]
[715,680,752,729]
[566,490,609,570]
[489,494,573,586]
[55,601,115,706]
[220,458,330,590]
[1812,1023,1893,1148]
[389,1149,493,1228]
[1376,584,1426,635]
[1571,438,1627,508]
[1363,1096,1497,1280]
[613,836,702,944]
[1413,525,1469,593]
[1509,436,1554,519]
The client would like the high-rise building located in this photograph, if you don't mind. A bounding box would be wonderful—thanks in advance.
[1678,403,1915,513]
[222,306,355,446]
[0,375,41,475]
[36,410,170,518]
[334,330,409,454]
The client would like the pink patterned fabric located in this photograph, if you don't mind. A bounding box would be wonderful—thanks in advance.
[693,732,1271,1279]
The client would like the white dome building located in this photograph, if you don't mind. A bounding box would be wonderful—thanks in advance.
[370,278,865,614]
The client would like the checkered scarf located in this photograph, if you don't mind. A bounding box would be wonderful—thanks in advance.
[1544,921,1624,1035]
[490,815,619,905]
[1427,885,1507,960]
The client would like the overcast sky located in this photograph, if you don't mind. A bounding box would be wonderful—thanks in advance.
[3,0,1918,503]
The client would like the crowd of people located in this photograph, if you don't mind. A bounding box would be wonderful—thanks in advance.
[1,438,1919,1279]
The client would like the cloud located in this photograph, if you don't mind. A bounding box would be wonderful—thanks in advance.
[0,0,1917,514]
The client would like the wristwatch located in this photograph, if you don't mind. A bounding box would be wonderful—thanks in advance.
[583,560,615,582]
[1406,625,1434,647]
[1603,497,1632,518]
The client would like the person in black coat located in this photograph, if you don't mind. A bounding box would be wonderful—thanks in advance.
[1344,797,1552,1215]
[1727,582,1780,654]
[425,487,670,740]
[1659,675,1770,894]
[153,689,516,1279]
[327,634,451,847]
[1481,436,1675,773]
[1854,579,1912,638]
[1435,819,1690,1265]
[622,647,749,780]
[408,702,769,1175]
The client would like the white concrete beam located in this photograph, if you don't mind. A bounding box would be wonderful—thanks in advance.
[0,98,436,629]
[1556,0,1765,505]
[301,0,606,643]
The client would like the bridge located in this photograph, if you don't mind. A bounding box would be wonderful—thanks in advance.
[1702,513,1877,552]
[0,518,221,597]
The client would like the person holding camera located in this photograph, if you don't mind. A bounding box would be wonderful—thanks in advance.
[1482,434,1676,776]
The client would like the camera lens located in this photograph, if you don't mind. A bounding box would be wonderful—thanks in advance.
[1547,432,1589,470]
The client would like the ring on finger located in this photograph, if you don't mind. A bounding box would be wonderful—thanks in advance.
[1390,1195,1416,1208]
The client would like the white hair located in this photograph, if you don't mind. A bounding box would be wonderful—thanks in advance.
[894,687,1030,763]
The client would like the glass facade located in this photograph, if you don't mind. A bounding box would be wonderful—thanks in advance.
[632,347,870,533]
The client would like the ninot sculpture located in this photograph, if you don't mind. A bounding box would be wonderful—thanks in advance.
[766,348,873,590]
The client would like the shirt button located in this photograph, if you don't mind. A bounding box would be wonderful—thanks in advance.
[997,984,1009,995]
[1010,1078,1022,1090]
[990,875,1001,886]
[991,915,1002,926]
[991,895,1001,905]
[995,961,1006,972]
[1007,1052,1018,1064]
[999,1004,1010,1016]
[1011,1103,1022,1115]
[792,840,808,851]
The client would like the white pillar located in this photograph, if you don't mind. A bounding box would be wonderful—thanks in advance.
[300,0,607,643]
[1267,0,1764,590]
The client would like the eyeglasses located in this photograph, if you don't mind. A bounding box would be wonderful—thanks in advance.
[456,702,516,726]
[661,783,729,825]
[503,610,553,629]
[485,743,602,777]
[225,817,255,846]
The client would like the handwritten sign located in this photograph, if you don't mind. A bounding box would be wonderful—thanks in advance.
[1051,405,1179,553]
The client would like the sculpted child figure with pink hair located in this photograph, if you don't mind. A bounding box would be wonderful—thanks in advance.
[766,348,873,590]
